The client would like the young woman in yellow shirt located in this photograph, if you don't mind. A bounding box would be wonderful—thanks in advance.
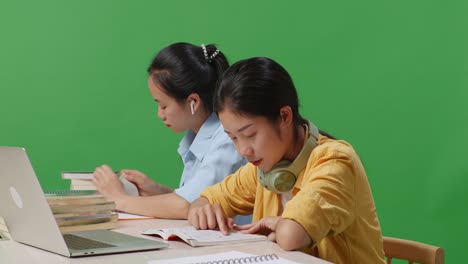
[188,57,385,263]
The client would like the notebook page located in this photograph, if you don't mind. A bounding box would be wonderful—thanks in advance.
[148,250,301,264]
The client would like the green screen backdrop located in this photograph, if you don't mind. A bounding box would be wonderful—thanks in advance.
[1,1,466,262]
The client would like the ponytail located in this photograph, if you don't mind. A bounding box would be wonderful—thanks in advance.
[147,42,229,112]
[201,43,229,87]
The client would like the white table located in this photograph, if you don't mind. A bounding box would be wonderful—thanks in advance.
[0,218,331,264]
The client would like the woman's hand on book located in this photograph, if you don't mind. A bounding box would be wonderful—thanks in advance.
[234,216,281,242]
[188,197,234,235]
[121,170,171,196]
[93,165,126,201]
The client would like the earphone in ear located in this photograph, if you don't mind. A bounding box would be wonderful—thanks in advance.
[257,121,319,193]
[190,100,195,115]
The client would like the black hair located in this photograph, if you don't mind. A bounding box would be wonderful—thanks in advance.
[147,42,228,112]
[214,57,335,139]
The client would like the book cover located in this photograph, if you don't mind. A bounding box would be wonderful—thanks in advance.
[45,191,108,205]
[52,211,114,218]
[49,201,116,214]
[61,171,95,180]
[69,179,97,190]
[48,197,108,206]
[55,212,118,227]
[142,226,266,247]
[58,221,117,233]
[70,179,97,191]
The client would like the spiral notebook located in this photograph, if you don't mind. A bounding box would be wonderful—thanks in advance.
[148,250,301,264]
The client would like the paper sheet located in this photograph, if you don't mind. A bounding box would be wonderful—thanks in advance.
[118,212,153,220]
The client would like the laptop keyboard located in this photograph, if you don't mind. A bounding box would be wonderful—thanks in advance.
[63,234,116,250]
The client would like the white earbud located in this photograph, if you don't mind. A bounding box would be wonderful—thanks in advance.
[190,100,195,115]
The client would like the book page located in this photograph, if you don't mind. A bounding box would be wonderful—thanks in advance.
[148,250,301,264]
[118,173,139,196]
[118,212,153,220]
[143,226,266,245]
[61,172,94,180]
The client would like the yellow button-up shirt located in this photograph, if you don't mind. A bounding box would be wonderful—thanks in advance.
[201,135,385,264]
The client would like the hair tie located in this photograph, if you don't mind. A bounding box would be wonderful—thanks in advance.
[201,44,220,63]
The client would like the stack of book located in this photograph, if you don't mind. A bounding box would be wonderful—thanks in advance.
[45,191,118,233]
[0,216,10,240]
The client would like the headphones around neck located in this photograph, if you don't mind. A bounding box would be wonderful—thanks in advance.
[257,121,319,193]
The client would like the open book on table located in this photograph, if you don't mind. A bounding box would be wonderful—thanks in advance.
[142,226,266,247]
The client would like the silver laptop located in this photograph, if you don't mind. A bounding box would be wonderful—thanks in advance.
[0,146,168,257]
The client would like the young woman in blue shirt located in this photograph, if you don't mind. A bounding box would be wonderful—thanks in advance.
[92,43,248,221]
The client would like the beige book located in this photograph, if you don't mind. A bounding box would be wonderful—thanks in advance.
[52,211,114,218]
[71,184,97,191]
[49,201,116,214]
[46,196,108,206]
[55,212,118,227]
[70,179,97,191]
[142,226,266,247]
[62,172,95,180]
[44,190,106,205]
[59,221,117,233]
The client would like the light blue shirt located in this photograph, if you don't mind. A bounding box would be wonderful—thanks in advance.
[174,113,251,225]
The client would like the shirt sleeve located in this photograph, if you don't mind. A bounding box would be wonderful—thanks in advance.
[201,163,258,217]
[174,139,245,203]
[282,142,357,245]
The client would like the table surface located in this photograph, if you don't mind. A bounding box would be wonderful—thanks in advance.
[0,218,331,264]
